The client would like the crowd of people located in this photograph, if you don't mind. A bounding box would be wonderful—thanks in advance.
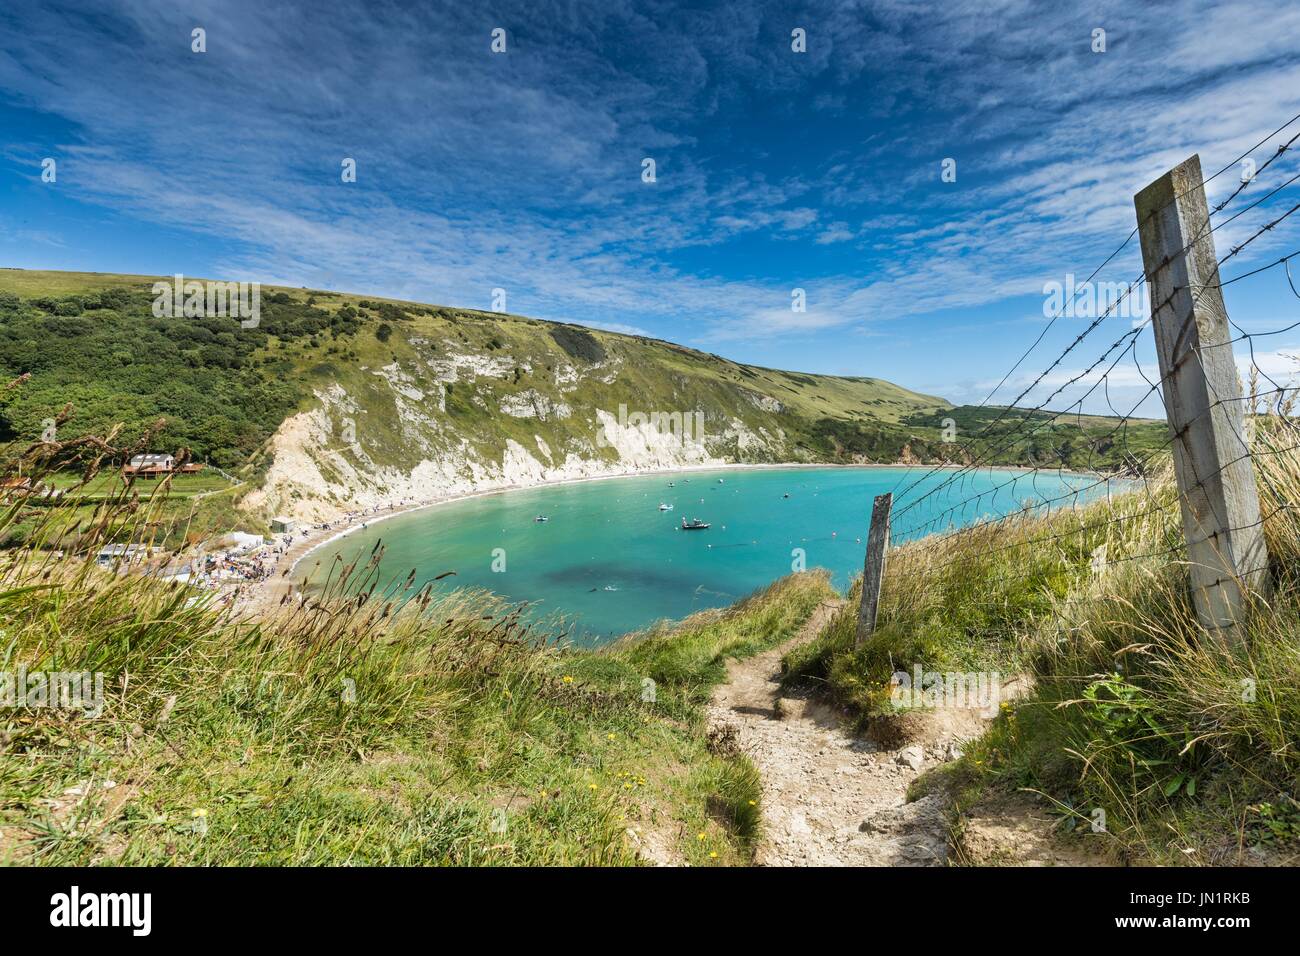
[168,498,427,610]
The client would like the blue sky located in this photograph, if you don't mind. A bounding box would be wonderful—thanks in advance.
[3,0,1300,415]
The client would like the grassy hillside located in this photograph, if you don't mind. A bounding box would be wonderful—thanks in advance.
[0,270,1164,524]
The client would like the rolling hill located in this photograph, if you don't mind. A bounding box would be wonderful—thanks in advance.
[0,269,1161,522]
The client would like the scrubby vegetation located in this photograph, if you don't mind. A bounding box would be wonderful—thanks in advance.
[0,283,359,466]
[548,324,606,364]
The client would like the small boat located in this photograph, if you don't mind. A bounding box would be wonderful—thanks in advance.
[782,493,790,499]
[659,502,674,511]
[681,517,710,531]
[534,515,549,523]
[717,478,724,484]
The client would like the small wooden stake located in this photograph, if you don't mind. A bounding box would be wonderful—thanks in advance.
[856,492,892,646]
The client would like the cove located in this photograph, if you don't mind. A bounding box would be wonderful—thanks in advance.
[308,466,1117,645]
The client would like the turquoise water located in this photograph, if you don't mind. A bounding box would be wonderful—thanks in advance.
[309,466,1113,645]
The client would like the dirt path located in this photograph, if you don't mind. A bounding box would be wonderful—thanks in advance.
[708,600,969,867]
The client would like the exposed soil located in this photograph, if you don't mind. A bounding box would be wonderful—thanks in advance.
[952,790,1109,866]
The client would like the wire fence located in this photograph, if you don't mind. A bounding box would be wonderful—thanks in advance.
[856,108,1300,640]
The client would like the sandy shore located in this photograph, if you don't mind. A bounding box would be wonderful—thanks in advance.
[232,458,1074,616]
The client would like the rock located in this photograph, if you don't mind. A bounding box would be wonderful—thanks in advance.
[944,742,965,762]
[900,840,942,861]
[896,745,925,771]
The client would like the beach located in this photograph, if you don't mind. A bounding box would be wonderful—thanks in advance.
[232,459,1102,628]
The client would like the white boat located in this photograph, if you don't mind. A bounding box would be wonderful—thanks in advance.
[659,502,674,511]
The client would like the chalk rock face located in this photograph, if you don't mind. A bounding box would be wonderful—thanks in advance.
[499,390,571,422]
[592,409,721,472]
[237,320,945,522]
[243,382,729,523]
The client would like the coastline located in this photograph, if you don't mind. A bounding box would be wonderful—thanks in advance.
[235,459,1101,616]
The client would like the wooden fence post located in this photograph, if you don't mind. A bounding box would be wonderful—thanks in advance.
[1134,154,1270,642]
[856,492,892,646]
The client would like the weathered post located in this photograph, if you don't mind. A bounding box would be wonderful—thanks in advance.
[856,492,892,646]
[1134,154,1270,642]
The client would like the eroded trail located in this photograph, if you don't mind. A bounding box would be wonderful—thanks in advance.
[708,600,977,867]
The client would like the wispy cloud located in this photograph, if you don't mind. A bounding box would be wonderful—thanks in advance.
[1,0,1298,411]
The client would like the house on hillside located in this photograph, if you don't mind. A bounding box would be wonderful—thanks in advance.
[124,453,174,477]
[123,454,206,478]
[95,543,152,567]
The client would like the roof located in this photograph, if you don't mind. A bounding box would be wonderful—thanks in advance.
[97,543,148,556]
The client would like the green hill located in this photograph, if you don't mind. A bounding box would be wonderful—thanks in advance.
[0,269,1160,522]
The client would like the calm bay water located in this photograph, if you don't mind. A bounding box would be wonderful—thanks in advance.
[309,466,1112,645]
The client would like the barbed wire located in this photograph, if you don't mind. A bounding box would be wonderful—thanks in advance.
[968,110,1300,414]
[886,113,1300,520]
[888,174,1300,536]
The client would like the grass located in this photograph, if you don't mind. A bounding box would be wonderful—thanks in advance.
[0,431,838,865]
[789,413,1300,864]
